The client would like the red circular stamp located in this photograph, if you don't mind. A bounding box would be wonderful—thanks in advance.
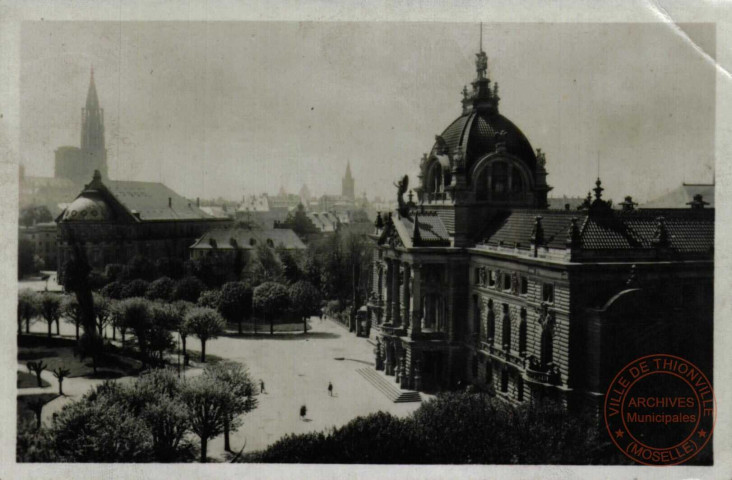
[604,354,715,466]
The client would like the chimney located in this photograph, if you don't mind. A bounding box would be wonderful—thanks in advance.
[168,197,172,208]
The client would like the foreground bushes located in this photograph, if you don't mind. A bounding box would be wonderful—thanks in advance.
[245,392,607,464]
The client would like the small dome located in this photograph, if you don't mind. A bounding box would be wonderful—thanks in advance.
[61,194,111,222]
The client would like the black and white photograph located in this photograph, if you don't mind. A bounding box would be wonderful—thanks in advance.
[2,1,731,479]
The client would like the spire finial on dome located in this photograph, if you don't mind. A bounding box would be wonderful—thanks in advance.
[593,177,604,201]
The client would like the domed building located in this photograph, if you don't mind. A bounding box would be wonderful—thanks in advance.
[56,170,230,280]
[365,47,714,414]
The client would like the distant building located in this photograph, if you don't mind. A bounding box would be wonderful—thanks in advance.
[21,68,110,216]
[342,162,355,201]
[189,224,305,260]
[56,170,229,282]
[19,222,58,271]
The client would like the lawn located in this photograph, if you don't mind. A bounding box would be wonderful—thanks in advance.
[17,371,50,389]
[18,334,144,379]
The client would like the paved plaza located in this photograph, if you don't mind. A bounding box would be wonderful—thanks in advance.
[19,317,425,460]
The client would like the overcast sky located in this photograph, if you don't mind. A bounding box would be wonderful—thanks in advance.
[20,22,715,203]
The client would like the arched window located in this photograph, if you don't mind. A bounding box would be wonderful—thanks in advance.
[501,304,511,350]
[518,308,527,356]
[492,162,508,200]
[511,166,524,194]
[541,326,553,366]
[500,368,509,393]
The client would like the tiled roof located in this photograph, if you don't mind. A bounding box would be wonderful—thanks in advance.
[105,180,214,221]
[190,226,306,251]
[481,209,714,254]
[397,212,451,246]
[436,209,455,233]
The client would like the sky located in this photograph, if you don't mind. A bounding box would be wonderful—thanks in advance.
[20,22,715,203]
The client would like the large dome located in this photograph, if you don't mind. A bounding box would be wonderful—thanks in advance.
[433,109,537,177]
[61,194,112,222]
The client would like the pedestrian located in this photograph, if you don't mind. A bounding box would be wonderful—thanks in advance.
[328,381,333,397]
[260,379,266,394]
[300,404,307,420]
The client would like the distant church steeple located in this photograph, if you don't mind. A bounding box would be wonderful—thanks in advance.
[342,162,355,201]
[81,66,108,179]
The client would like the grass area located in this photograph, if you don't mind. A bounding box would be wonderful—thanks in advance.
[18,334,144,379]
[17,371,50,389]
[17,393,59,426]
[182,350,225,365]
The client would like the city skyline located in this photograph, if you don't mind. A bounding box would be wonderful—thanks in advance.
[21,22,715,204]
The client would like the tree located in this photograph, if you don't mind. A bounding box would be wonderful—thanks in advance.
[131,369,190,462]
[38,293,61,339]
[249,243,282,284]
[184,307,225,362]
[146,276,175,302]
[173,276,206,303]
[147,303,178,365]
[119,254,158,282]
[103,263,125,283]
[198,289,222,310]
[18,289,39,335]
[253,282,290,335]
[117,297,154,363]
[92,293,112,338]
[52,366,71,395]
[203,362,258,452]
[51,384,153,462]
[289,280,321,334]
[27,398,47,431]
[181,373,232,462]
[100,280,125,300]
[18,238,37,279]
[155,256,185,280]
[280,249,303,284]
[219,282,252,334]
[27,361,47,387]
[111,300,129,347]
[62,295,84,341]
[281,203,318,236]
[120,278,151,299]
[173,301,195,362]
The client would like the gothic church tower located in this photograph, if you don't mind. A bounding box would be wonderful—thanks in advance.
[80,67,108,180]
[341,162,355,201]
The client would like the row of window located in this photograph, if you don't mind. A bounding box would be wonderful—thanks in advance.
[473,267,555,303]
[473,298,554,366]
[472,357,526,401]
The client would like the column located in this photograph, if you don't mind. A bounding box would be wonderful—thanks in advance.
[385,259,393,324]
[392,260,401,327]
[410,263,422,338]
[402,264,411,329]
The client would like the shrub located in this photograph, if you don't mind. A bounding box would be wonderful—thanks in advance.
[120,279,151,299]
[197,289,222,310]
[146,276,175,301]
[100,281,125,300]
[173,276,206,303]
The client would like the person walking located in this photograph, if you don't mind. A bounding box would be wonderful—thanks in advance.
[300,405,307,420]
[260,379,266,394]
[328,381,333,397]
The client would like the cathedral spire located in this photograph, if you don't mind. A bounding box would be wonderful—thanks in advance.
[86,66,99,110]
[81,65,107,180]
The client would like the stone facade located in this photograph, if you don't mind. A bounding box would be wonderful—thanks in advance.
[366,47,714,415]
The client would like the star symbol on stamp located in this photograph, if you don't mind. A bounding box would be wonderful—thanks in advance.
[698,429,707,438]
[614,429,624,438]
